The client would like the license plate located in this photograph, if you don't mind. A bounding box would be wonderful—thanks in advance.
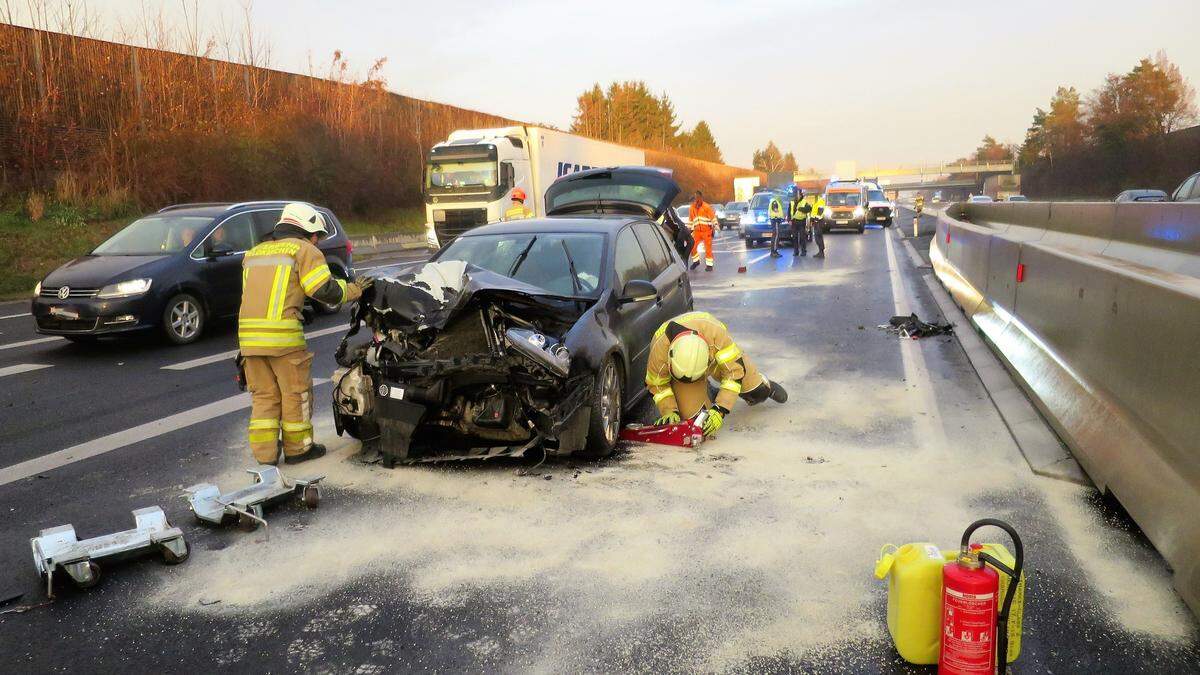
[50,307,80,320]
[836,220,848,225]
[876,216,887,221]
[763,232,774,238]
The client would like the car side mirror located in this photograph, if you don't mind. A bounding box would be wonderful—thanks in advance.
[501,162,515,189]
[618,279,657,304]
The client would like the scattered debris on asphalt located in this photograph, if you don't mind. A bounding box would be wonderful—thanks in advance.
[880,313,955,339]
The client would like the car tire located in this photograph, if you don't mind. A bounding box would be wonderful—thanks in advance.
[857,225,866,234]
[580,356,624,459]
[161,293,205,345]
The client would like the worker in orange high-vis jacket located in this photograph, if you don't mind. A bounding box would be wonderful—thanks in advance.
[239,202,370,465]
[688,191,717,271]
[644,311,788,437]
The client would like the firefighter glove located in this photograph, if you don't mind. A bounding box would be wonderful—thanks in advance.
[357,274,375,290]
[703,407,726,436]
[655,411,681,426]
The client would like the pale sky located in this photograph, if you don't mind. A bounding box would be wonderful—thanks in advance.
[11,0,1200,171]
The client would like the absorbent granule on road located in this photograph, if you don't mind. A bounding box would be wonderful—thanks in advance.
[146,282,1198,670]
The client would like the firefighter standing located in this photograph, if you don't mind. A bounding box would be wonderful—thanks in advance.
[688,191,717,271]
[791,190,811,256]
[240,203,369,465]
[644,311,788,436]
[504,188,534,221]
[768,194,785,258]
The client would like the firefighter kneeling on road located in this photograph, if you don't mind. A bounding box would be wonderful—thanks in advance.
[240,203,370,465]
[644,311,788,436]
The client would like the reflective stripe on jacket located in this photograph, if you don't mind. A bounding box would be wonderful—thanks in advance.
[645,311,748,415]
[689,202,717,232]
[238,236,360,356]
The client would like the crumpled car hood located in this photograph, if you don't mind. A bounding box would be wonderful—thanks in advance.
[367,260,584,332]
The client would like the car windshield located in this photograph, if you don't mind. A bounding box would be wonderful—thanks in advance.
[867,190,887,201]
[826,192,861,206]
[749,194,780,210]
[438,232,605,297]
[92,215,212,256]
[426,159,498,189]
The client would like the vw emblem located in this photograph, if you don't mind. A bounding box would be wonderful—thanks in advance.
[378,384,389,397]
[432,197,439,204]
[57,286,70,299]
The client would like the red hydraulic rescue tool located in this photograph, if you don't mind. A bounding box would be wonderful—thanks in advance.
[619,411,710,448]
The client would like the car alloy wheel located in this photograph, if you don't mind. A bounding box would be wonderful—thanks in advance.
[162,293,205,344]
[599,359,621,446]
[171,300,200,339]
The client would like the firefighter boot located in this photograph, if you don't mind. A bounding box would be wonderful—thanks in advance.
[284,443,327,464]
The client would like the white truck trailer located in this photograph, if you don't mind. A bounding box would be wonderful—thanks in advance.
[423,126,645,247]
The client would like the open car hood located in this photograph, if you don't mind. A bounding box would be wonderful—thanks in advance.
[366,260,584,332]
[544,166,679,219]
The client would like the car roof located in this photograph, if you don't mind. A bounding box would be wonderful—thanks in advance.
[155,201,334,217]
[457,215,644,237]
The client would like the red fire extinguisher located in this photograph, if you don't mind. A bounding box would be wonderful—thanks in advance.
[940,519,1024,675]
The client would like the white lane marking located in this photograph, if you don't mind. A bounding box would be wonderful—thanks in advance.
[0,363,52,378]
[0,336,64,351]
[161,324,349,371]
[0,379,330,487]
[897,229,929,268]
[744,251,772,266]
[0,312,31,320]
[884,225,946,447]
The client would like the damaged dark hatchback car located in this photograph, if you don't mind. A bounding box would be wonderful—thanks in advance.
[333,167,694,464]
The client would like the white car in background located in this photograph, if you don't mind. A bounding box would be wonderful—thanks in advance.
[968,195,994,203]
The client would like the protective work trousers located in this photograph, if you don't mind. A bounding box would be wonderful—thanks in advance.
[810,217,825,255]
[690,226,714,269]
[791,219,807,255]
[769,218,784,255]
[245,351,315,463]
[668,353,769,419]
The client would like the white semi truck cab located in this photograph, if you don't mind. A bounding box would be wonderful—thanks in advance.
[423,126,645,248]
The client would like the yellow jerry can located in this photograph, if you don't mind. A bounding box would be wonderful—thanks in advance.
[874,542,1025,665]
[874,542,945,664]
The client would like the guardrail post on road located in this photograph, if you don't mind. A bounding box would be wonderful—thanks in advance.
[930,199,1200,618]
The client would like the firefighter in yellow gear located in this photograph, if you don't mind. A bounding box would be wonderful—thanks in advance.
[239,202,369,465]
[503,187,534,221]
[644,311,788,437]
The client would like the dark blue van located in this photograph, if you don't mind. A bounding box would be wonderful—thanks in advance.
[31,201,353,344]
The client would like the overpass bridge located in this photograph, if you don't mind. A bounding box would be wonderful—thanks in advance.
[794,161,1016,194]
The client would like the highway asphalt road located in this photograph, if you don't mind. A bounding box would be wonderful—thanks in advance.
[1,224,1198,673]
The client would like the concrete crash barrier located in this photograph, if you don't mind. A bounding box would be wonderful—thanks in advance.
[932,200,1200,617]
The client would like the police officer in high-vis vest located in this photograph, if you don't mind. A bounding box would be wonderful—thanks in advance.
[239,203,369,465]
[504,188,534,221]
[768,194,785,258]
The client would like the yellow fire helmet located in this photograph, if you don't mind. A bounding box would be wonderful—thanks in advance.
[277,202,328,237]
[668,331,710,382]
